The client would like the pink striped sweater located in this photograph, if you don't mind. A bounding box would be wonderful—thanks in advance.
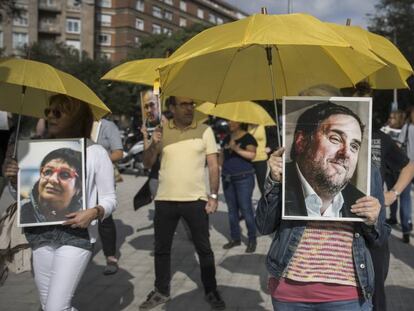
[284,221,357,287]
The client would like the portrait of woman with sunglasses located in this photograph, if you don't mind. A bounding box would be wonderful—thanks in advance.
[20,148,83,225]
[4,94,117,311]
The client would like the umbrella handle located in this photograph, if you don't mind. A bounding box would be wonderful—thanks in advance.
[12,86,26,159]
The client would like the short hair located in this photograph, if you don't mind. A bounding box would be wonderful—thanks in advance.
[165,96,177,108]
[40,148,82,189]
[48,94,94,139]
[290,102,365,160]
[299,84,342,97]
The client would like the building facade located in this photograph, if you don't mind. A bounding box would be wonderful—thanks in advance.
[0,0,247,62]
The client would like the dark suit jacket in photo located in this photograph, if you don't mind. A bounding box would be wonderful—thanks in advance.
[284,161,365,218]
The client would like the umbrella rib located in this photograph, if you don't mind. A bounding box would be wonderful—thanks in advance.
[214,49,239,104]
[272,45,289,96]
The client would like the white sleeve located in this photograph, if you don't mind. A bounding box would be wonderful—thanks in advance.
[94,146,117,218]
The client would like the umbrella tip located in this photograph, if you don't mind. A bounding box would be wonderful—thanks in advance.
[261,7,268,14]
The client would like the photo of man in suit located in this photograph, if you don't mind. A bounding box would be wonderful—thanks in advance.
[283,101,369,220]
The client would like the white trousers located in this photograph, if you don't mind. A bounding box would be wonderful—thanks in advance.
[32,245,91,311]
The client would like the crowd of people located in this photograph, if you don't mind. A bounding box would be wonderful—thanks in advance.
[0,81,413,311]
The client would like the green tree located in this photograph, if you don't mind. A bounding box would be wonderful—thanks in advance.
[128,23,208,60]
[22,42,135,116]
[368,0,414,114]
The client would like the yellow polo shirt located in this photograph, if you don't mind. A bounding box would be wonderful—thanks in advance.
[155,119,218,202]
[248,125,268,162]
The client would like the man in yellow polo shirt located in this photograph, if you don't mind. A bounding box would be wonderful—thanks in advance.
[140,96,225,311]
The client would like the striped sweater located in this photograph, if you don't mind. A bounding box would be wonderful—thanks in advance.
[284,221,357,286]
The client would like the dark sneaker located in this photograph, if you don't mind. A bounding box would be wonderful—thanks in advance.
[223,240,241,249]
[403,233,410,244]
[139,289,170,310]
[205,290,226,310]
[386,218,398,225]
[103,261,118,275]
[245,240,257,253]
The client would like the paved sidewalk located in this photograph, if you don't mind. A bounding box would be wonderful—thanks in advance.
[0,174,414,310]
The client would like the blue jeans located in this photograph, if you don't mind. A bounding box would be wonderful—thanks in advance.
[272,298,372,311]
[399,183,413,233]
[222,173,256,241]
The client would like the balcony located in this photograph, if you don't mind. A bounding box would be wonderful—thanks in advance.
[39,0,61,12]
[38,22,61,34]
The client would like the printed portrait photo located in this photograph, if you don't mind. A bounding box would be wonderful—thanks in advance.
[140,89,161,130]
[282,97,372,222]
[17,139,86,227]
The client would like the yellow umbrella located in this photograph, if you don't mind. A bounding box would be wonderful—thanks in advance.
[0,58,111,119]
[327,24,413,89]
[101,58,164,86]
[159,13,386,104]
[197,101,276,126]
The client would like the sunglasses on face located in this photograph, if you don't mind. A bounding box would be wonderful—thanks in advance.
[40,166,78,181]
[44,108,62,119]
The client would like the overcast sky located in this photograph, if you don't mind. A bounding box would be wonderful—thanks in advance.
[223,0,378,29]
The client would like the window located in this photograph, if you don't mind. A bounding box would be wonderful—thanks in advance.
[216,17,223,24]
[12,32,28,49]
[197,8,204,19]
[66,18,81,33]
[97,33,111,46]
[152,6,162,18]
[97,0,111,7]
[163,27,172,36]
[164,10,173,21]
[66,39,80,50]
[135,18,144,30]
[13,11,28,26]
[179,1,186,11]
[209,13,216,24]
[179,17,187,27]
[135,36,140,45]
[136,0,144,12]
[152,23,161,34]
[97,14,111,26]
[0,32,3,48]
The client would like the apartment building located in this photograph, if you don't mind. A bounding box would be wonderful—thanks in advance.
[0,0,247,62]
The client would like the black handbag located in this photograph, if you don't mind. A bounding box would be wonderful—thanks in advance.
[133,179,153,211]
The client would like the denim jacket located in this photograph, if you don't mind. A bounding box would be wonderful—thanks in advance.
[255,165,390,301]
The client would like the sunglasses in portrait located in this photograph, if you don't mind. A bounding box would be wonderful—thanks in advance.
[40,166,79,181]
[44,108,62,119]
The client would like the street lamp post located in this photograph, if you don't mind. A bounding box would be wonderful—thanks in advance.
[288,0,293,13]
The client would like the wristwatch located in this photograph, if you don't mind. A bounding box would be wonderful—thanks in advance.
[390,189,400,198]
[208,193,218,200]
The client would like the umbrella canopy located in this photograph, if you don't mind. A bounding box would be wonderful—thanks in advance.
[101,58,164,86]
[0,58,111,120]
[196,101,275,126]
[327,23,413,89]
[159,13,386,103]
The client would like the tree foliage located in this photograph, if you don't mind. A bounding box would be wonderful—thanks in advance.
[0,0,23,18]
[368,0,414,115]
[128,23,207,60]
[13,23,208,118]
[21,42,135,116]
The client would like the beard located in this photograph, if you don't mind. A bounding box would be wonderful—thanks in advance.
[301,155,352,197]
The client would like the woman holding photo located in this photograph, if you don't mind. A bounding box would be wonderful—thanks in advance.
[4,94,117,311]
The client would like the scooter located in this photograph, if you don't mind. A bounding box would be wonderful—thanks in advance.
[117,139,148,176]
